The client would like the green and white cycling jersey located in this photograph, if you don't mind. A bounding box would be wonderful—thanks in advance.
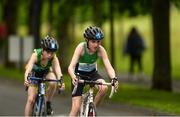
[77,42,98,72]
[78,62,97,72]
[32,48,53,73]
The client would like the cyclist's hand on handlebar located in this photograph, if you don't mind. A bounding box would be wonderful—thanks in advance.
[24,73,32,87]
[58,77,65,91]
[111,77,119,90]
[24,78,29,87]
[72,77,78,86]
[58,82,65,91]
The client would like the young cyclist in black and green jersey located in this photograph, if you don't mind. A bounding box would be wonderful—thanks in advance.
[24,35,65,116]
[68,26,119,116]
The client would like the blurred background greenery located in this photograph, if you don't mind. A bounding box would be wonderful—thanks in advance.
[0,0,179,87]
[0,0,180,115]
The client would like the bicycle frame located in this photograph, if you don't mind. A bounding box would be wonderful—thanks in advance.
[28,76,62,116]
[81,86,96,117]
[33,81,46,116]
[72,73,116,117]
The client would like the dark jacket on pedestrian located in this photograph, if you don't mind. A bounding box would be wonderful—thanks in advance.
[124,28,146,57]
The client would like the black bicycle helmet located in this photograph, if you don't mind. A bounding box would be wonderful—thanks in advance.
[41,35,59,52]
[83,26,104,40]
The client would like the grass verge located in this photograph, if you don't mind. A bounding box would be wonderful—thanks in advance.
[111,83,180,115]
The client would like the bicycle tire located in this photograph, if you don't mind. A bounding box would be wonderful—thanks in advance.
[79,99,87,116]
[38,96,47,116]
[87,102,97,117]
[32,95,47,116]
[32,96,38,116]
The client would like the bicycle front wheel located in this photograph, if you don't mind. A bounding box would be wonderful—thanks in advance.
[32,96,47,116]
[87,102,97,117]
[32,96,38,116]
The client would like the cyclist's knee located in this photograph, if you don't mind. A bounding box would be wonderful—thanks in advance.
[48,82,56,87]
[46,72,56,86]
[98,85,108,94]
[27,97,36,105]
[46,72,56,80]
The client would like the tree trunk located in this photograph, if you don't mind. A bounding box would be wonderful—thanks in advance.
[4,0,18,67]
[56,1,74,73]
[32,0,42,48]
[92,0,103,27]
[152,0,172,91]
[110,0,115,70]
[48,0,53,34]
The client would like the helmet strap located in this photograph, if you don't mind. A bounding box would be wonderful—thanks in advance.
[41,49,44,55]
[86,39,90,49]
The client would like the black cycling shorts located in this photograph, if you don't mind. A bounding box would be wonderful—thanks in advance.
[29,70,49,85]
[71,70,103,97]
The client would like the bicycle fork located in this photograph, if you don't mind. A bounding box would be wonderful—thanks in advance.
[84,88,94,116]
[37,95,43,115]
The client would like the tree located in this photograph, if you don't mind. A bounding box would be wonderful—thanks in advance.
[55,0,76,73]
[48,0,53,34]
[152,0,172,91]
[91,0,104,26]
[31,0,42,48]
[109,0,115,69]
[3,0,19,67]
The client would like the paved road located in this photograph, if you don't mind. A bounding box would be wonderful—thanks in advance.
[0,78,169,116]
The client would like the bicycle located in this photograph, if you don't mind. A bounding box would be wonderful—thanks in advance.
[27,75,63,116]
[72,73,117,117]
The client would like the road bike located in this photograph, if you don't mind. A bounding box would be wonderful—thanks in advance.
[27,76,63,116]
[72,73,117,117]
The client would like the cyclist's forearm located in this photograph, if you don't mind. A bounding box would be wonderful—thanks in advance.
[102,55,116,79]
[57,73,63,80]
[107,68,116,80]
[68,66,76,80]
[52,56,63,80]
[54,69,63,80]
[54,66,63,80]
[24,65,33,80]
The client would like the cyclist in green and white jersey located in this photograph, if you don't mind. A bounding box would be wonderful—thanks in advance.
[24,35,65,116]
[68,26,119,116]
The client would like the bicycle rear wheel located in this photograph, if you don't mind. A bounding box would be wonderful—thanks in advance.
[87,102,97,117]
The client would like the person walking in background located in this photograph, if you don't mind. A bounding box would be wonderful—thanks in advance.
[124,26,146,81]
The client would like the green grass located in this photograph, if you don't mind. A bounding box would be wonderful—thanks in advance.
[111,83,180,115]
[0,65,24,81]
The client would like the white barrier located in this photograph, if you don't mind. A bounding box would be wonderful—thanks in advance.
[8,35,34,62]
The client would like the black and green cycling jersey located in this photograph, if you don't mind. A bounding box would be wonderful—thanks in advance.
[32,48,53,73]
[77,42,98,72]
